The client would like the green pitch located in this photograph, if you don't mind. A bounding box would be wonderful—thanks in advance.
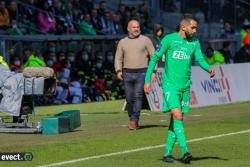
[1,100,250,167]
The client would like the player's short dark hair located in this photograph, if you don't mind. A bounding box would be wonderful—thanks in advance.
[180,14,198,24]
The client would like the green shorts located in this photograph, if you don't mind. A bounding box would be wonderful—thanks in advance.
[162,84,190,113]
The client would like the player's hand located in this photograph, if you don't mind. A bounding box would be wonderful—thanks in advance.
[151,73,156,82]
[208,68,215,78]
[117,71,123,80]
[144,83,151,94]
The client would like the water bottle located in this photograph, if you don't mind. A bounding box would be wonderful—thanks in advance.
[36,122,41,131]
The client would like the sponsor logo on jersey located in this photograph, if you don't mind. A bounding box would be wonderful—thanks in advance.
[173,51,190,59]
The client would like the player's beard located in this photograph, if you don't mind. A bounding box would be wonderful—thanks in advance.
[185,31,193,39]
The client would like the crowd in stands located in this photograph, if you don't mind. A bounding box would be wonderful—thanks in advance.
[1,0,250,106]
[0,0,151,35]
[206,18,250,64]
[7,41,125,105]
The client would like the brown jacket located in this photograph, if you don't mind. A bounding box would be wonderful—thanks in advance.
[0,9,10,26]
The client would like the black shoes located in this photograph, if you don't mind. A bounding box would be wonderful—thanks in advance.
[182,152,192,164]
[162,155,178,163]
[163,153,192,164]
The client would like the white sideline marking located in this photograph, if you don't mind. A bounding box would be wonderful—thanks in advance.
[191,114,202,117]
[141,113,151,116]
[38,129,250,167]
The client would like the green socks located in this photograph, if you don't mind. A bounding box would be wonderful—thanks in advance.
[173,120,189,155]
[165,129,176,156]
[164,116,176,156]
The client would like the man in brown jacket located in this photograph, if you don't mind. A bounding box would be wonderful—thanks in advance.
[115,19,155,130]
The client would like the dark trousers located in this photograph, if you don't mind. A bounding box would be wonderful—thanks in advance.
[123,71,145,121]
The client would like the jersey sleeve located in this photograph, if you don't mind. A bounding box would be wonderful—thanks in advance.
[194,40,210,71]
[145,36,170,84]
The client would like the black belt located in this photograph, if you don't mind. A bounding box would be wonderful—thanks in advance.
[123,68,147,73]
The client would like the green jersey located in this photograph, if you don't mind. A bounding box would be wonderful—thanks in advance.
[145,32,210,90]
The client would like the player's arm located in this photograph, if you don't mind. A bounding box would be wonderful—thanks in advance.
[114,41,124,80]
[144,36,169,93]
[194,41,215,78]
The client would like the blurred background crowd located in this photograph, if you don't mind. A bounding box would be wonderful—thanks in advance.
[0,0,250,105]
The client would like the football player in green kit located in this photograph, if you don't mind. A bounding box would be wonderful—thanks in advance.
[144,14,215,164]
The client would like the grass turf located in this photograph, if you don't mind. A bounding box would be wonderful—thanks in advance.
[0,100,250,167]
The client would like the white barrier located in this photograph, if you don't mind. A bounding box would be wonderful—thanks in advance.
[146,63,250,111]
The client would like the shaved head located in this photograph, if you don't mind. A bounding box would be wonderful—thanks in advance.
[127,19,141,38]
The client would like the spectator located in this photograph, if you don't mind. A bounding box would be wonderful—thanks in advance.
[151,24,165,67]
[6,20,23,35]
[163,0,178,12]
[130,7,138,18]
[0,0,10,29]
[240,19,250,46]
[0,55,9,69]
[97,0,107,16]
[219,42,233,64]
[37,1,57,33]
[78,13,96,35]
[69,76,83,104]
[75,49,92,76]
[64,2,77,34]
[55,58,83,104]
[152,24,165,50]
[7,0,17,22]
[122,8,131,32]
[47,41,57,53]
[116,3,125,20]
[50,51,64,72]
[217,21,235,39]
[55,59,71,104]
[23,49,46,68]
[234,45,250,63]
[90,9,100,31]
[98,11,111,34]
[45,51,57,68]
[138,3,150,28]
[51,0,66,34]
[79,0,94,14]
[204,47,225,65]
[9,56,22,72]
[66,50,76,65]
[94,73,109,101]
[84,41,94,57]
[110,12,124,34]
[243,25,250,46]
[21,0,37,25]
[103,50,114,71]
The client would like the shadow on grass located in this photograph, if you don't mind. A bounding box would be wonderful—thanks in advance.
[158,156,228,163]
[190,156,228,161]
[138,124,168,129]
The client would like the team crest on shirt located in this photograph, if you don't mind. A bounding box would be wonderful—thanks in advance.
[156,44,161,52]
